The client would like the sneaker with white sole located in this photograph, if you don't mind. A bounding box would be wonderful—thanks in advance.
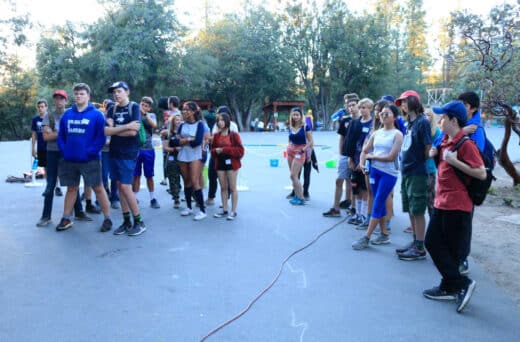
[352,236,369,250]
[214,209,228,218]
[181,208,193,216]
[371,233,390,245]
[456,279,476,313]
[193,211,207,221]
[36,217,52,227]
[227,212,237,220]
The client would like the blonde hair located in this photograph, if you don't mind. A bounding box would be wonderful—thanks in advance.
[425,108,438,137]
[358,98,374,109]
[289,107,304,129]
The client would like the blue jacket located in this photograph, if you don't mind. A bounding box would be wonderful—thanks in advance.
[58,103,106,162]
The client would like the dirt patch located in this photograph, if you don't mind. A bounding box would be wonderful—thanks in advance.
[471,163,520,307]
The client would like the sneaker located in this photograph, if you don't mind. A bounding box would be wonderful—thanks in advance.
[423,286,457,301]
[352,236,369,250]
[398,246,427,261]
[347,214,359,225]
[173,200,181,209]
[111,201,120,209]
[354,215,365,226]
[55,187,63,196]
[36,217,51,227]
[74,211,92,222]
[323,208,341,217]
[403,226,413,233]
[459,259,469,275]
[214,209,229,218]
[56,218,73,231]
[205,198,215,206]
[113,222,132,235]
[303,193,310,201]
[456,279,476,313]
[127,221,147,236]
[227,212,237,220]
[150,198,160,209]
[86,203,101,214]
[395,241,414,254]
[180,208,193,216]
[193,211,207,221]
[357,217,369,229]
[286,191,295,199]
[289,197,305,205]
[345,207,356,218]
[160,179,167,186]
[339,199,351,209]
[371,233,391,245]
[99,218,113,232]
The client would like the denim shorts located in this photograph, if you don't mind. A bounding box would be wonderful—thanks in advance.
[337,156,352,180]
[110,158,137,185]
[58,159,102,187]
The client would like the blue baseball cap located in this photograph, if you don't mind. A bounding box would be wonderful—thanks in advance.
[432,100,467,124]
[380,94,395,103]
[107,81,129,93]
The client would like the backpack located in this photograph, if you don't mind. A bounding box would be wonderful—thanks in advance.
[112,101,146,146]
[481,127,497,171]
[451,136,495,206]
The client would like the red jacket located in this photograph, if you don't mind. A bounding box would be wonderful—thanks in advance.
[210,131,245,170]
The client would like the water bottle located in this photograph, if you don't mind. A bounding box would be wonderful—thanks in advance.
[330,108,346,121]
[32,158,39,170]
[365,159,371,174]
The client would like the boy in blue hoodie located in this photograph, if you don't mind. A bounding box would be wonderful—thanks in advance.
[56,83,112,233]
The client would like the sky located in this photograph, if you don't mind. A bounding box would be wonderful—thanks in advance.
[4,0,514,68]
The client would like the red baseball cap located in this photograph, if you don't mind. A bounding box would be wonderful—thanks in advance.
[395,90,420,106]
[53,89,68,100]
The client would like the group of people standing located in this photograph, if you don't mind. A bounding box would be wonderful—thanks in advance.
[321,90,488,313]
[33,82,245,237]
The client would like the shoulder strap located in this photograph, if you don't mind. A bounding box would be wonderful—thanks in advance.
[128,101,133,119]
[452,136,469,152]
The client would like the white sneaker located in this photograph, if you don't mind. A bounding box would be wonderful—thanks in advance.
[181,208,192,216]
[227,212,237,220]
[193,211,207,221]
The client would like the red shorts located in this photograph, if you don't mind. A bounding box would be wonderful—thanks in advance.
[287,144,307,163]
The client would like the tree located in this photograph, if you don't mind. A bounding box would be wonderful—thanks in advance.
[451,3,520,185]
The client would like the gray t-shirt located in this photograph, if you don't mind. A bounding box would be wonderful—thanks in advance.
[41,111,63,151]
[140,112,157,150]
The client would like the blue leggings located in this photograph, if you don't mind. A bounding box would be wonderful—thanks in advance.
[369,167,397,219]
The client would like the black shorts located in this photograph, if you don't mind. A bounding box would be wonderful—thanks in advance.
[350,170,367,195]
[37,149,47,167]
[216,155,233,171]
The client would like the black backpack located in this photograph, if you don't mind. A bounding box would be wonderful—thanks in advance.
[451,136,495,206]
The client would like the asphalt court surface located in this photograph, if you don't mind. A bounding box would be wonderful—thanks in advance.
[1,128,519,341]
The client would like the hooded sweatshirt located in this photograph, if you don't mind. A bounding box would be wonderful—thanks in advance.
[58,103,106,163]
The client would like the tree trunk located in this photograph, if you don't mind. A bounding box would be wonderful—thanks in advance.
[497,105,520,186]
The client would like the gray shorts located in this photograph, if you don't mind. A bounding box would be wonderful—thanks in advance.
[59,159,102,187]
[337,156,352,179]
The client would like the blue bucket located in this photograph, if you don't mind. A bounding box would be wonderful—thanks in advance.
[270,159,279,167]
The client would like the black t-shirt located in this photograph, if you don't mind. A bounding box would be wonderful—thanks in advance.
[400,114,432,176]
[337,116,352,156]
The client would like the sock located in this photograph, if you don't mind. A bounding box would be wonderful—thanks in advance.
[361,200,368,218]
[123,212,131,224]
[194,189,205,213]
[149,191,155,201]
[133,214,142,223]
[104,215,110,220]
[185,187,193,209]
[356,199,362,217]
[415,240,424,249]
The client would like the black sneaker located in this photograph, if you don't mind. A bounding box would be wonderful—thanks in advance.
[423,286,457,301]
[74,211,92,221]
[456,279,476,313]
[113,222,132,235]
[86,203,101,214]
[99,218,113,233]
[55,187,63,196]
[127,221,146,236]
[56,218,73,231]
[398,246,426,261]
[322,208,341,217]
[459,259,469,275]
[339,200,351,209]
[395,241,414,254]
[150,198,160,209]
